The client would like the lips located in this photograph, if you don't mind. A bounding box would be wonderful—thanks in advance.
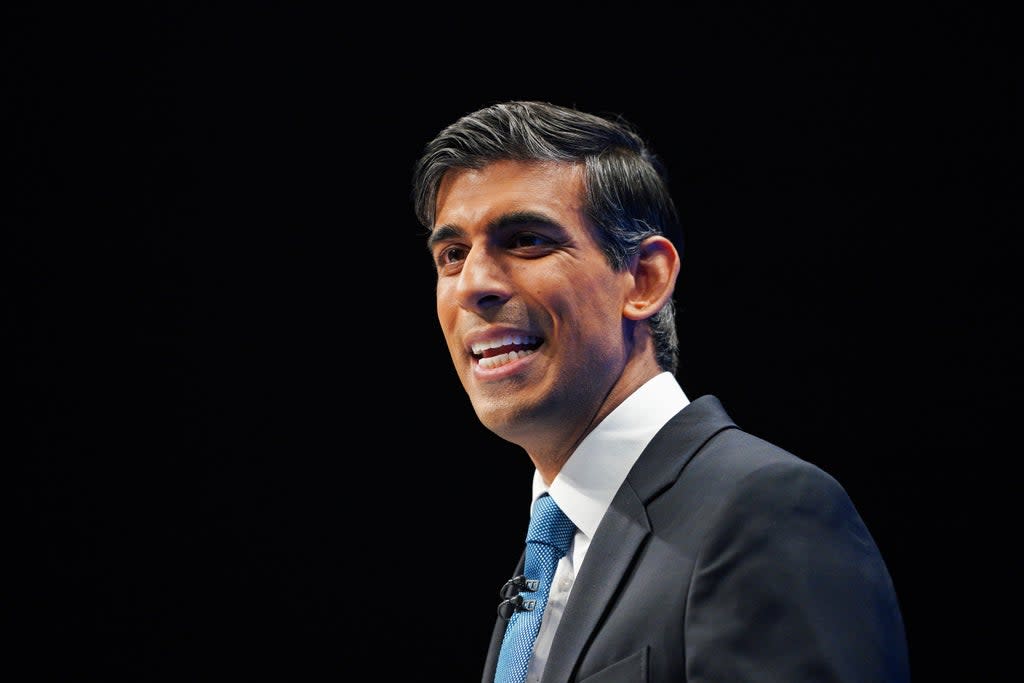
[471,334,542,370]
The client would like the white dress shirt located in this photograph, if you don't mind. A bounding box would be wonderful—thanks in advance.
[523,371,689,683]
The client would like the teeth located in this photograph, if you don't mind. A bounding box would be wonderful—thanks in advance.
[478,348,537,370]
[470,335,539,355]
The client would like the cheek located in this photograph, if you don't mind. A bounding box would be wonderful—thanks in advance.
[563,282,628,350]
[435,280,456,321]
[546,285,622,343]
[565,272,625,319]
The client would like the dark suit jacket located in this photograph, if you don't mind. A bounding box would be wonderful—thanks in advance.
[483,395,910,682]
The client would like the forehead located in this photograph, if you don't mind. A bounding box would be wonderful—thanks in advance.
[434,159,585,226]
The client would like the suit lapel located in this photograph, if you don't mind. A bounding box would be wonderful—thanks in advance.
[482,552,526,681]
[540,483,649,682]
[540,395,736,681]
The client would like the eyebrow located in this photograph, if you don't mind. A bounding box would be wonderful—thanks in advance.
[426,223,463,252]
[426,210,561,252]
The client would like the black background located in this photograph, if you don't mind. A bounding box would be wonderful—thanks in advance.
[7,4,1017,681]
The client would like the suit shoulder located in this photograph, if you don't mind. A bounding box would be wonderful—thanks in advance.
[701,425,832,480]
[690,426,860,523]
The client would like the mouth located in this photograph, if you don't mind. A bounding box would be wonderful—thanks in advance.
[471,334,543,370]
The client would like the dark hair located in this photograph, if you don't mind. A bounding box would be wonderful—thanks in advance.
[411,100,683,374]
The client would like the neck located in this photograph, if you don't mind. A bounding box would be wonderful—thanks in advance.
[527,357,665,485]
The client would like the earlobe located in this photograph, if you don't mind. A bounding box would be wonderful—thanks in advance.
[623,236,680,321]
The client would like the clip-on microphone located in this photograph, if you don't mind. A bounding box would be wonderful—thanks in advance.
[497,574,540,619]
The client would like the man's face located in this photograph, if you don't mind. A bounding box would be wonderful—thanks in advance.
[429,159,633,451]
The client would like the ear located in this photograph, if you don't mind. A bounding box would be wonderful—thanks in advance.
[623,235,680,321]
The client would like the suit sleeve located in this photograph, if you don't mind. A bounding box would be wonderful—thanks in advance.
[684,460,910,682]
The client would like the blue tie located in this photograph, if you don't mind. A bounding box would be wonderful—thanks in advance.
[494,493,575,683]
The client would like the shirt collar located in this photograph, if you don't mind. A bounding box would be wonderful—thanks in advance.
[532,372,689,539]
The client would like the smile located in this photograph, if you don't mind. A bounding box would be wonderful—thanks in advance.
[471,335,543,370]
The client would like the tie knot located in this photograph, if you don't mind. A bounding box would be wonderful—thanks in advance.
[526,494,575,556]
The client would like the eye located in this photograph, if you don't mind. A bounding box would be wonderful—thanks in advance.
[509,232,553,249]
[436,244,468,267]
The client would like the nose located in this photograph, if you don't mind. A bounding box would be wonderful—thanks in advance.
[454,245,512,313]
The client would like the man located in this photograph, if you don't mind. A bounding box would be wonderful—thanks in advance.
[412,100,910,682]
